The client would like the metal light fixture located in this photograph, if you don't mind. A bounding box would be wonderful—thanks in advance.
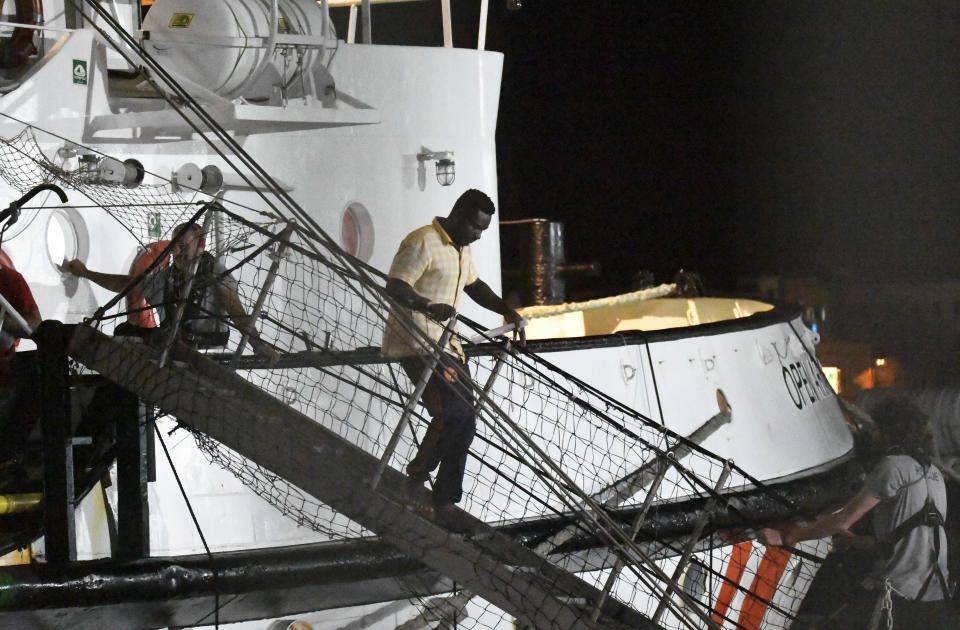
[417,150,455,186]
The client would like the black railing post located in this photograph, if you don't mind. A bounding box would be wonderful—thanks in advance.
[116,387,151,560]
[36,320,74,562]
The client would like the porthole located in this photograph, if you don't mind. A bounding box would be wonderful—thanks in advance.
[45,207,89,269]
[342,209,359,255]
[340,202,374,262]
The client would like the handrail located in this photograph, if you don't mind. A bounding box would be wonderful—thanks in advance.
[0,21,75,33]
[0,291,31,336]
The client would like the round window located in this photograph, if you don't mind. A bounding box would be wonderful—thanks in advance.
[46,210,82,266]
[340,202,374,262]
[45,208,89,298]
[342,209,359,257]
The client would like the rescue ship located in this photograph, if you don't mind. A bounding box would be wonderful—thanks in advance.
[0,1,860,628]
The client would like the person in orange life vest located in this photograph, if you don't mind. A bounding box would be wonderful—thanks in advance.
[59,222,277,362]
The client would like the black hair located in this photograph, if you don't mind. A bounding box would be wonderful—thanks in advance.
[451,189,495,218]
[871,395,932,466]
[173,222,203,237]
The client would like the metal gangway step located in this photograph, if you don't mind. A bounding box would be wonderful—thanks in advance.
[68,325,663,630]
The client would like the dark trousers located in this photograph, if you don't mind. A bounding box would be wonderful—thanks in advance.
[801,589,953,630]
[892,596,951,630]
[400,354,475,505]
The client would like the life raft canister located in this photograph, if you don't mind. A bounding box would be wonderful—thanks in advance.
[1,0,42,69]
[126,240,170,327]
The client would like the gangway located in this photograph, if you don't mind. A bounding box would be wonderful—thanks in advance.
[67,324,662,630]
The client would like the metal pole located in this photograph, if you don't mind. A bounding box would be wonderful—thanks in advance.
[653,460,733,624]
[229,222,294,365]
[361,0,372,44]
[590,409,731,509]
[158,211,214,368]
[0,291,32,336]
[441,0,452,48]
[477,0,488,50]
[467,318,527,344]
[370,314,457,491]
[213,195,224,258]
[645,337,666,425]
[347,5,357,44]
[321,0,330,41]
[116,387,150,560]
[592,456,672,621]
[480,343,508,395]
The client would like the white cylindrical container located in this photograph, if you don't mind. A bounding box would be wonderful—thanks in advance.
[141,0,326,100]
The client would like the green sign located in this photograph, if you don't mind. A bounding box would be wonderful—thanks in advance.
[169,12,194,28]
[72,59,87,85]
[148,212,163,238]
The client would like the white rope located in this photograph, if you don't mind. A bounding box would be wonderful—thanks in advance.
[516,283,676,320]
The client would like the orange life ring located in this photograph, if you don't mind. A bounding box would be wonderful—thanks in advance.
[1,0,42,69]
[126,240,170,328]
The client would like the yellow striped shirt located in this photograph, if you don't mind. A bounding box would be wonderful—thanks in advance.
[381,218,478,359]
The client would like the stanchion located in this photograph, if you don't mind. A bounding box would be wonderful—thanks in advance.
[369,314,457,491]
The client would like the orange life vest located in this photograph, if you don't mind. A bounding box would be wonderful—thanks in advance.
[125,240,170,327]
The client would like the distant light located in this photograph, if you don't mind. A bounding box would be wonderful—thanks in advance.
[811,323,819,333]
[822,367,840,394]
[875,357,886,367]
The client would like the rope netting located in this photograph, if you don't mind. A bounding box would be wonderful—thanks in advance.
[0,125,834,630]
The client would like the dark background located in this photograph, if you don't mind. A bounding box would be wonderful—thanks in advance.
[333,0,960,298]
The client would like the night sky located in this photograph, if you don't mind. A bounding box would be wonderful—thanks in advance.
[337,0,960,297]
